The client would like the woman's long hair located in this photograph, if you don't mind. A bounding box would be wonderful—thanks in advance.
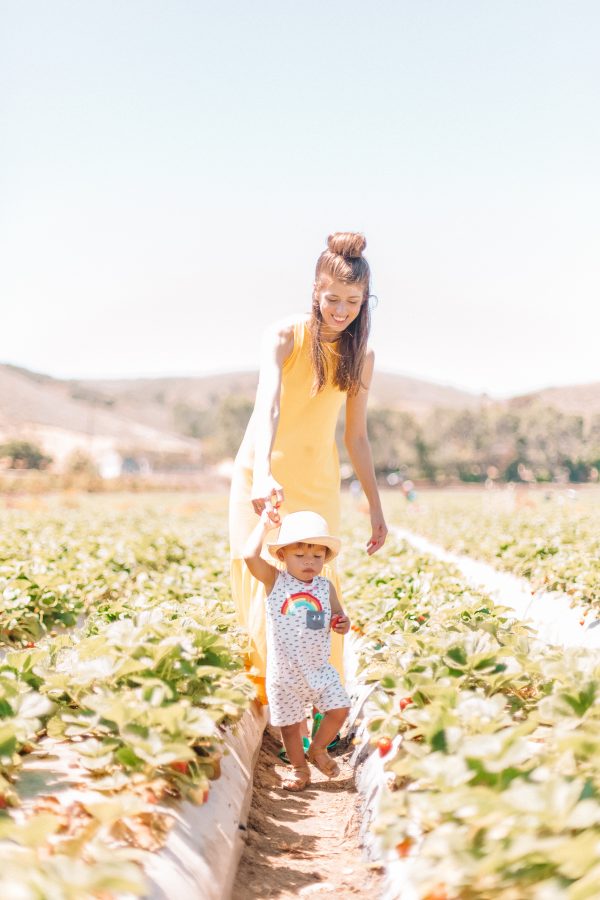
[309,232,371,397]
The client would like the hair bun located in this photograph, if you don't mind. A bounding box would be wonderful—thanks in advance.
[327,232,366,259]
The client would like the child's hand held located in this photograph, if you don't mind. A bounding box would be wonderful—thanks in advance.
[331,614,350,634]
[250,476,284,515]
[265,499,281,526]
[260,507,280,528]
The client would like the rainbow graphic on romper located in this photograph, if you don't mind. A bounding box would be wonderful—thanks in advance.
[280,591,323,616]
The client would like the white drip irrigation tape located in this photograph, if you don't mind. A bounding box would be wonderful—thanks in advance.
[144,700,268,900]
[394,527,600,651]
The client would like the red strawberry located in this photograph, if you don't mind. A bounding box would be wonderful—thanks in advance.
[0,796,7,809]
[377,737,393,758]
[330,615,343,630]
[169,761,189,775]
[396,837,413,857]
[399,696,413,711]
[188,786,210,804]
[424,887,449,900]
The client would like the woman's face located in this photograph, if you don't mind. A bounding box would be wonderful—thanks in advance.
[315,274,365,338]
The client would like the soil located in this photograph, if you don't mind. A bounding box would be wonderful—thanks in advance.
[232,725,383,899]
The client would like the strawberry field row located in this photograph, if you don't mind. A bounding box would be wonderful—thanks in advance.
[0,497,254,897]
[385,489,600,609]
[342,531,600,900]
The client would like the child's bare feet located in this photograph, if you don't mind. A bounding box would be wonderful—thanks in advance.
[281,764,311,791]
[306,745,339,778]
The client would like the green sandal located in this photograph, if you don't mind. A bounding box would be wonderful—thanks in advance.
[311,712,341,752]
[278,736,310,765]
[276,713,341,764]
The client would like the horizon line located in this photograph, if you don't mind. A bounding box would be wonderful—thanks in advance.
[1,359,598,404]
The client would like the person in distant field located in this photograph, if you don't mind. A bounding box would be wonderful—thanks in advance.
[228,232,388,709]
[243,508,350,791]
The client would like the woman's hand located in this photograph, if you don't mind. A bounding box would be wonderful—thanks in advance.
[251,474,284,517]
[366,510,388,555]
[259,506,281,529]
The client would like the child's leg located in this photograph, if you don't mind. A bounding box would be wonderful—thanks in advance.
[279,719,311,791]
[309,706,349,751]
[306,683,351,778]
[280,720,309,768]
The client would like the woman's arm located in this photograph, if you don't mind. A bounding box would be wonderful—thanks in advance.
[250,319,295,514]
[344,349,388,555]
[242,509,280,593]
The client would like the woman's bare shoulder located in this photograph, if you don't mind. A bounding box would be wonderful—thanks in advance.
[266,312,310,334]
[262,313,309,349]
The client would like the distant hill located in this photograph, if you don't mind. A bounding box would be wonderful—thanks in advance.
[0,364,197,467]
[78,372,261,434]
[368,371,483,415]
[510,382,600,418]
[78,369,483,425]
[1,362,599,469]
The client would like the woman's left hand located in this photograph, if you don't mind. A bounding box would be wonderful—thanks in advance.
[366,511,388,555]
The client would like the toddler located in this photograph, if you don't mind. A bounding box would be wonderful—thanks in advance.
[243,508,351,791]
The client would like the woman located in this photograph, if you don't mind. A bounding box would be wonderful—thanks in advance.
[228,231,388,705]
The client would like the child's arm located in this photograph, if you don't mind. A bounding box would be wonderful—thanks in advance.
[242,509,280,594]
[329,582,351,634]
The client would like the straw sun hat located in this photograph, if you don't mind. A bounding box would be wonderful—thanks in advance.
[266,511,341,561]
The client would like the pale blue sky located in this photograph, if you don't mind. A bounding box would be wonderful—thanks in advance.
[1,1,598,397]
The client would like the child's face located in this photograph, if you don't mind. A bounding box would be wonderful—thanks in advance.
[278,541,328,581]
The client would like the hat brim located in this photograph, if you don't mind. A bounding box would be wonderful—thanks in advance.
[266,534,341,561]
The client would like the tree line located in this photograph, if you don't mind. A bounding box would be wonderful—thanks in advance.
[196,397,600,484]
[3,400,599,485]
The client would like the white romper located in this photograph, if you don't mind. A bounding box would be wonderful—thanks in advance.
[265,570,351,727]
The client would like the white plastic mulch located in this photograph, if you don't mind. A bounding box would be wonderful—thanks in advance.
[144,701,268,900]
[394,526,600,651]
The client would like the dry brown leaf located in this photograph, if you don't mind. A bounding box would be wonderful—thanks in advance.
[110,811,174,851]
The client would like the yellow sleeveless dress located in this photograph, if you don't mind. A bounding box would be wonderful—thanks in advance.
[228,315,347,705]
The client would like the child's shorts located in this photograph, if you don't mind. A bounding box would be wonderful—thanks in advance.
[267,678,350,728]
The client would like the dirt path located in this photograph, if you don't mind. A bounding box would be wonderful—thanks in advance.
[232,726,382,899]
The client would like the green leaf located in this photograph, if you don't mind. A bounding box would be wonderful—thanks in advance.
[446,646,467,666]
[430,729,447,753]
[114,746,143,769]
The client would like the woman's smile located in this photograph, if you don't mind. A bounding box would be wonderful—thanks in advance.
[315,274,365,339]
